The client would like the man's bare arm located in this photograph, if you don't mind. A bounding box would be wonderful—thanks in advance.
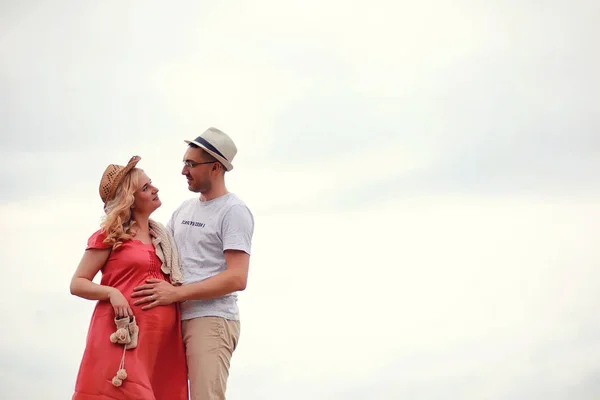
[177,250,249,301]
[132,249,250,308]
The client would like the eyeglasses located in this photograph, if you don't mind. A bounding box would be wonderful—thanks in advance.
[183,160,216,168]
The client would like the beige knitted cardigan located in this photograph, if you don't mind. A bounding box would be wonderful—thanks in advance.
[149,219,183,285]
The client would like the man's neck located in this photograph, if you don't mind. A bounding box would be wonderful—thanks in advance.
[200,185,228,202]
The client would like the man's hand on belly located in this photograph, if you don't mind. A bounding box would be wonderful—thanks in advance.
[131,279,182,311]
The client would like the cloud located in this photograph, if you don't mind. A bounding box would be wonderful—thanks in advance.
[3,0,598,206]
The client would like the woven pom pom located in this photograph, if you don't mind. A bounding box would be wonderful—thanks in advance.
[112,376,123,387]
[116,368,128,380]
[109,333,118,343]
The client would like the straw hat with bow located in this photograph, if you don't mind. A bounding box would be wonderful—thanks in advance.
[99,156,141,204]
[184,127,238,171]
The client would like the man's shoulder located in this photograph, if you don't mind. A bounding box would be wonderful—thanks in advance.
[224,192,247,206]
[221,193,253,215]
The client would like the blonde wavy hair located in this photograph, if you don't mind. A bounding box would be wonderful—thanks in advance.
[101,168,143,250]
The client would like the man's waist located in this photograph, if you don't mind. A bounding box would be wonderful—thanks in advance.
[180,296,239,321]
[181,293,236,303]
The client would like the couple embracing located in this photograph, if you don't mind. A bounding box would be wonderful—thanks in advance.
[70,128,254,400]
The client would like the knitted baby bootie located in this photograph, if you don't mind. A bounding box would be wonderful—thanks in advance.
[109,316,131,345]
[125,316,139,350]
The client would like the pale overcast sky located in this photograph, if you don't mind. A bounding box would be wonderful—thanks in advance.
[1,1,599,399]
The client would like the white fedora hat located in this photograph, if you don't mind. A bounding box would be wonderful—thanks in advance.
[184,127,237,171]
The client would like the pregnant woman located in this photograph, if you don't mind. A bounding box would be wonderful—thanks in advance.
[70,156,188,400]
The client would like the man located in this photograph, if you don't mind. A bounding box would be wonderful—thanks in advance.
[132,127,254,400]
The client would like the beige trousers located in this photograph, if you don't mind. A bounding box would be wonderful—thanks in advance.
[182,317,241,400]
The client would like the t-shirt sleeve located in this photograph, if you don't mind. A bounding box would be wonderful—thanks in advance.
[222,205,254,255]
[86,229,111,250]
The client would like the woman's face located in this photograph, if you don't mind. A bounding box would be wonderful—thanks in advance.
[132,171,161,215]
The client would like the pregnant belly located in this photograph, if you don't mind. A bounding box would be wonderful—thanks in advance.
[128,295,178,324]
[95,295,179,331]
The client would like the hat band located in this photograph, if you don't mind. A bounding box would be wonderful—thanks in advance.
[194,136,228,161]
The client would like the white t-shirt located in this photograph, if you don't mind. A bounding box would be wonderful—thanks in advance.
[167,192,254,321]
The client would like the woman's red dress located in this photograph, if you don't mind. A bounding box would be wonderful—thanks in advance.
[72,230,188,400]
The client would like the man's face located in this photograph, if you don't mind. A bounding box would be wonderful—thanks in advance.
[181,147,217,193]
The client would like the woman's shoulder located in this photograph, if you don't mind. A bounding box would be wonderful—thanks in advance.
[149,219,166,229]
[149,219,170,238]
[86,229,111,250]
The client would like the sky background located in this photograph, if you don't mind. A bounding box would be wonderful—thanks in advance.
[1,1,600,399]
